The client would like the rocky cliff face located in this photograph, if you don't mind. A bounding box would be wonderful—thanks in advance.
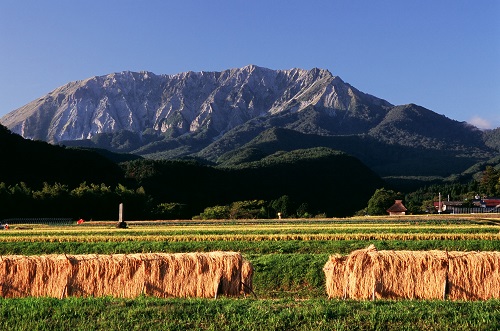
[1,65,393,143]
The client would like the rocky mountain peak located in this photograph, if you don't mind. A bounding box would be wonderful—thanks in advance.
[1,65,392,144]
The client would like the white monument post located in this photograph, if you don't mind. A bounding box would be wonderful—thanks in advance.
[119,203,123,223]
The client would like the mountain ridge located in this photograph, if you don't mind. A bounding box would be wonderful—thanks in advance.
[1,65,495,184]
[1,65,392,143]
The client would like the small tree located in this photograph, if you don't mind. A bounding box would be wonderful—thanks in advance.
[152,202,189,220]
[366,188,400,215]
[420,199,436,213]
[229,200,266,219]
[269,195,293,218]
[296,202,310,218]
[198,205,230,220]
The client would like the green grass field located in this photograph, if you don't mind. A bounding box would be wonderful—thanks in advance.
[1,216,500,330]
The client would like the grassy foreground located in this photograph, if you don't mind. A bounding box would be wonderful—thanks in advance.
[1,297,500,331]
[1,217,500,329]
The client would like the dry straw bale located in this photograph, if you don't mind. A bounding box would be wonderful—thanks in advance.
[323,246,500,301]
[0,251,253,299]
[447,251,500,300]
[372,249,448,300]
[342,244,378,299]
[241,259,254,294]
[32,255,73,297]
[0,255,71,297]
[323,254,347,299]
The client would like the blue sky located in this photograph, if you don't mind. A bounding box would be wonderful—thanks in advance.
[1,1,499,128]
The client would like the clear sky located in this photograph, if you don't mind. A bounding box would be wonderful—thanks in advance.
[1,1,499,129]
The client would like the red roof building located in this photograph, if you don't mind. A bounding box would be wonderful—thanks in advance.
[482,198,500,208]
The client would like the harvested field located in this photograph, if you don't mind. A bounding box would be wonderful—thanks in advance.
[324,245,500,300]
[0,252,253,299]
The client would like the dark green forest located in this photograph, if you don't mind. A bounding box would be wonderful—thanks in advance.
[0,148,384,220]
[0,124,385,220]
[1,124,499,221]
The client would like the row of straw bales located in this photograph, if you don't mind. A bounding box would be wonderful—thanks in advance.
[0,251,253,298]
[323,245,500,300]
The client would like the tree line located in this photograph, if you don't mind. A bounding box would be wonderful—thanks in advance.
[0,181,319,221]
[0,182,147,221]
[359,165,500,216]
[1,164,498,221]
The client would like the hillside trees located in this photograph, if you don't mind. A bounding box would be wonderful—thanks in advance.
[479,166,500,196]
[122,148,384,218]
[1,124,125,192]
[0,182,149,221]
[151,202,190,220]
[483,127,500,151]
[0,182,32,218]
[196,198,311,220]
[196,197,313,220]
[197,205,231,220]
[0,181,319,221]
[1,121,384,219]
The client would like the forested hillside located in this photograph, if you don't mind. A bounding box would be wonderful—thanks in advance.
[214,127,484,183]
[0,125,383,219]
[123,147,384,217]
[2,121,497,221]
[0,124,124,187]
[484,128,500,152]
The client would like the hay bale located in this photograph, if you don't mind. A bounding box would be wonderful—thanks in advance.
[0,255,33,297]
[323,254,347,299]
[343,244,378,299]
[139,252,245,298]
[0,252,252,299]
[372,250,448,300]
[324,247,449,300]
[447,251,500,300]
[66,254,140,297]
[0,255,70,297]
[324,246,500,301]
[241,259,254,295]
[32,255,73,298]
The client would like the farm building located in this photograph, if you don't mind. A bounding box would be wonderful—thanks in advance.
[387,200,407,216]
[434,198,500,213]
[479,198,500,208]
[433,201,463,213]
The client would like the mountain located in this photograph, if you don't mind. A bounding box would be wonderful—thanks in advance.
[1,65,494,184]
[1,65,391,143]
